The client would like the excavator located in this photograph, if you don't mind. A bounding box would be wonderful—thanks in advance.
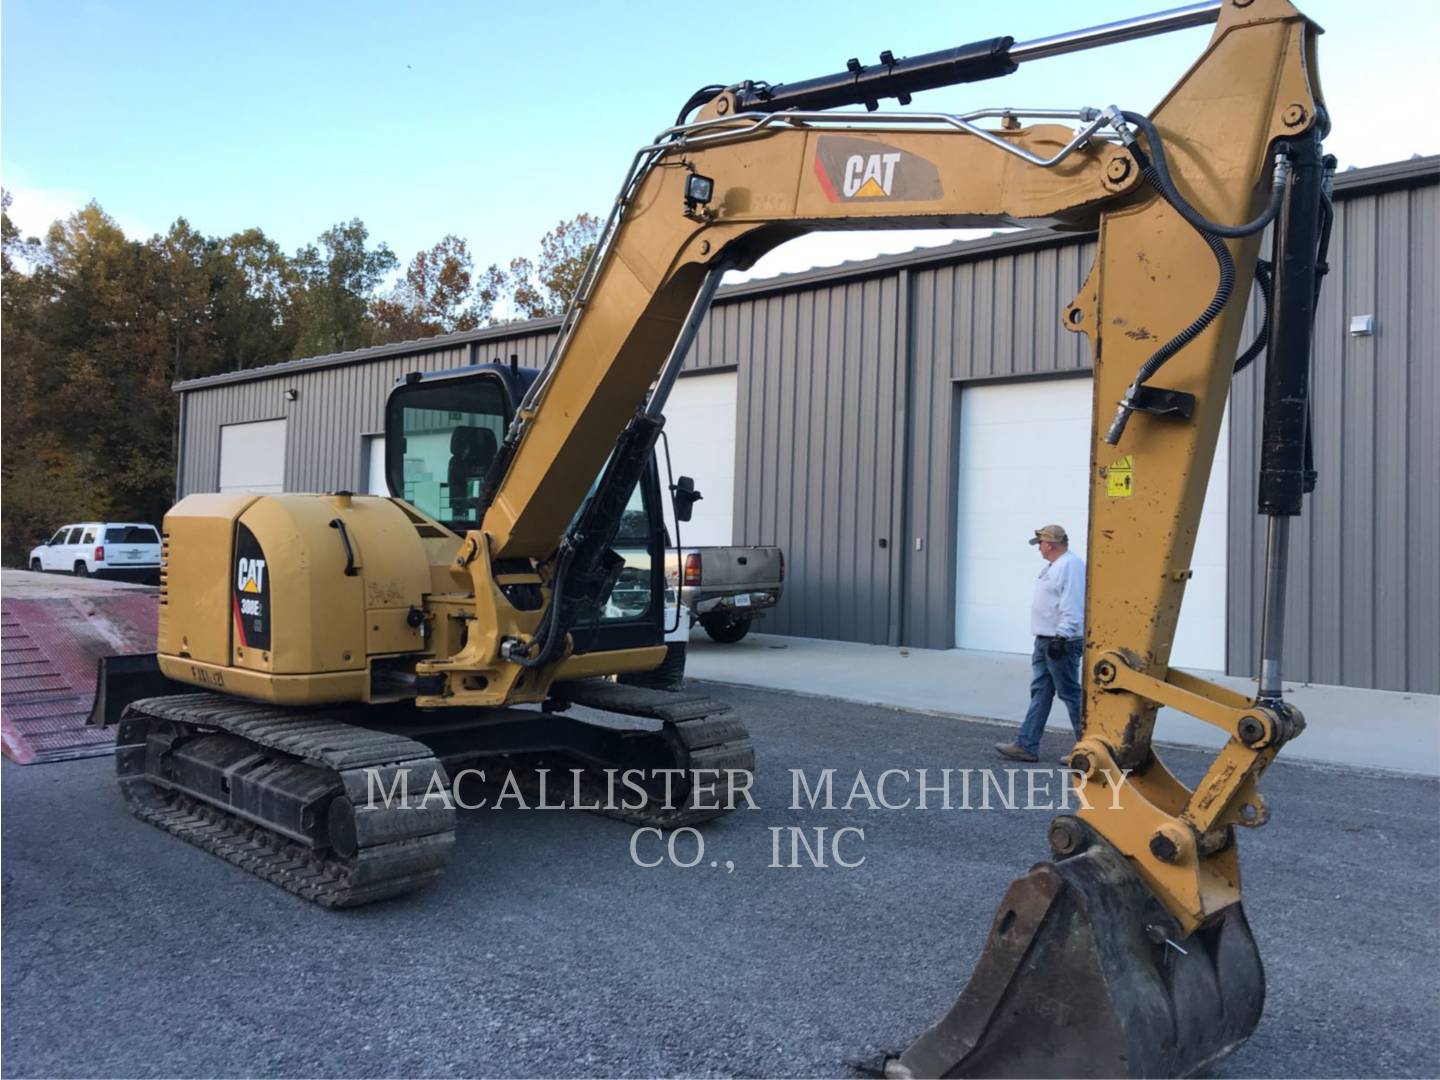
[87,0,1330,1074]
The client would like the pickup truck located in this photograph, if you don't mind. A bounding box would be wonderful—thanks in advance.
[673,546,785,643]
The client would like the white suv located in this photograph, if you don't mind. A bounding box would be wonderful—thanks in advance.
[29,522,162,582]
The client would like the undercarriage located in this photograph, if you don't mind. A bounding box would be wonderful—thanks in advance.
[115,681,755,906]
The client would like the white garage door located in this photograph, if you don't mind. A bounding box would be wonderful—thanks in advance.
[218,419,287,494]
[954,378,1228,671]
[661,372,737,548]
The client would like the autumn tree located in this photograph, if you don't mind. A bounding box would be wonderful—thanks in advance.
[0,201,305,562]
[506,213,601,319]
[370,234,505,345]
[0,196,607,565]
[1,202,174,557]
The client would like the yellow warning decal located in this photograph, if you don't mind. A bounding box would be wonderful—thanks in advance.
[1107,455,1134,498]
[853,177,888,198]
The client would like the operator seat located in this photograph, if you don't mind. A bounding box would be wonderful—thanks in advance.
[447,426,498,517]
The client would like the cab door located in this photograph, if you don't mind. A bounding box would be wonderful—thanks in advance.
[568,460,668,655]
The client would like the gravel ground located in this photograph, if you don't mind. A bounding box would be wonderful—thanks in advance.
[3,682,1437,1078]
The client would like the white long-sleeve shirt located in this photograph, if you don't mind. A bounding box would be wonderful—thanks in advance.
[1030,550,1085,638]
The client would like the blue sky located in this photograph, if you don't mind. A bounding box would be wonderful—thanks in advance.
[3,0,1435,283]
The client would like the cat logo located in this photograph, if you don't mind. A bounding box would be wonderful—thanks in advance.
[237,557,267,594]
[232,523,272,650]
[845,152,903,197]
[813,135,943,203]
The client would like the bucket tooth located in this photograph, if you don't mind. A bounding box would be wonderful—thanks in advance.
[889,836,1264,1078]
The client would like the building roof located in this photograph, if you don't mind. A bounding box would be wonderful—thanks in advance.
[175,154,1438,394]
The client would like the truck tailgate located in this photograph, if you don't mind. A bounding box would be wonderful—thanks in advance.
[691,546,783,589]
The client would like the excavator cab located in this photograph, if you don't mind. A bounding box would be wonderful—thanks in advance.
[382,363,675,657]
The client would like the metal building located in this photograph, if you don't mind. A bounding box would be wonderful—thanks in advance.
[175,155,1439,694]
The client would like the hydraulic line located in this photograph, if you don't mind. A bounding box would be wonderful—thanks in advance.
[1118,111,1289,237]
[1102,109,1292,444]
[1234,260,1273,375]
[675,84,726,125]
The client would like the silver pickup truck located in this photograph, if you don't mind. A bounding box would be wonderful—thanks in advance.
[670,546,785,643]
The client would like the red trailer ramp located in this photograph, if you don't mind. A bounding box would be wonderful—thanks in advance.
[1,587,158,764]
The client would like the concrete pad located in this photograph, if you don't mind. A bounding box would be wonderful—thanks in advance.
[2,567,157,598]
[686,630,1440,777]
[1,571,159,764]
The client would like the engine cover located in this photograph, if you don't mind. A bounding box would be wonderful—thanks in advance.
[157,493,431,704]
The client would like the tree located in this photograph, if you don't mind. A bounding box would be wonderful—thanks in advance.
[370,234,504,345]
[0,194,608,565]
[291,219,397,356]
[209,228,299,369]
[506,213,601,319]
[148,217,222,387]
[1,201,180,560]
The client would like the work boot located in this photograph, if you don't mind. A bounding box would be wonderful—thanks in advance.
[994,741,1038,763]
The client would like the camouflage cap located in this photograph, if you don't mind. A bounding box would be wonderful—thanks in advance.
[1029,524,1069,545]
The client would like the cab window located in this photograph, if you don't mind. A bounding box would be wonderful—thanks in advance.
[386,377,509,531]
[602,480,655,621]
[49,529,69,545]
[65,527,84,544]
[567,473,658,633]
[82,529,96,544]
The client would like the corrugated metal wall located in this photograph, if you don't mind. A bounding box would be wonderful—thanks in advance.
[730,239,1097,646]
[180,331,556,496]
[1227,178,1440,693]
[178,162,1438,692]
[178,311,735,499]
[902,240,1096,648]
[730,278,905,643]
[731,171,1438,692]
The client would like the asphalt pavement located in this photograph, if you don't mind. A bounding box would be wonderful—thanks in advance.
[3,683,1437,1078]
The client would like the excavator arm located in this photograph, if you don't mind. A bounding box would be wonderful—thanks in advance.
[423,2,1328,1073]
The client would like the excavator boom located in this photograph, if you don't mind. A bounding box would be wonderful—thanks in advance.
[437,2,1327,1074]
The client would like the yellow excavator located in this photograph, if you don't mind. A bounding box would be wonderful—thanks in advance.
[88,0,1331,1074]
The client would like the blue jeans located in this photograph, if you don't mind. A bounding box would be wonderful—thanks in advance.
[1017,636,1084,754]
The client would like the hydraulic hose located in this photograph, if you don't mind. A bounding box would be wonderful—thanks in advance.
[1119,111,1289,238]
[508,544,575,669]
[1234,260,1273,375]
[1127,195,1235,390]
[1102,110,1293,444]
[1104,154,1235,443]
[675,84,727,126]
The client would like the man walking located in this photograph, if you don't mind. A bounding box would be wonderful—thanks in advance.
[996,524,1085,763]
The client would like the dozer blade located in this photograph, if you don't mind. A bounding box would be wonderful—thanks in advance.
[889,828,1263,1079]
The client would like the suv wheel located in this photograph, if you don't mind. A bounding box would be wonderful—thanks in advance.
[72,561,89,577]
[700,613,752,644]
[29,558,41,573]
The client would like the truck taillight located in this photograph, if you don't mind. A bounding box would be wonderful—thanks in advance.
[683,552,702,586]
[779,550,784,581]
[94,546,105,562]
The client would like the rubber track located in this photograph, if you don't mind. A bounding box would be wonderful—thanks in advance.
[553,680,755,828]
[118,693,454,907]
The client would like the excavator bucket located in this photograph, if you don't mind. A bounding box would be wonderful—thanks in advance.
[889,824,1264,1079]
